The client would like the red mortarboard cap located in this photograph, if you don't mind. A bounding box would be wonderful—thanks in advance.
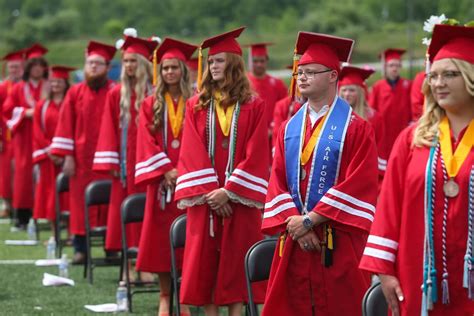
[121,36,158,59]
[155,38,198,63]
[245,42,273,58]
[339,65,375,87]
[25,43,48,59]
[2,49,25,62]
[87,41,117,62]
[50,65,76,79]
[186,57,199,71]
[429,24,474,64]
[296,32,354,73]
[380,48,406,62]
[201,27,245,56]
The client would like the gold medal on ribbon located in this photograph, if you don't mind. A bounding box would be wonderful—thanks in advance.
[439,116,474,198]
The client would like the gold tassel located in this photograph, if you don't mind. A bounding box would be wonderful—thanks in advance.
[327,225,333,250]
[279,232,286,257]
[152,47,158,86]
[197,47,203,92]
[289,47,298,101]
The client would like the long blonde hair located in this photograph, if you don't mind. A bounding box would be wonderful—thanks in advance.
[196,53,253,110]
[413,58,474,147]
[120,53,153,126]
[152,59,192,130]
[339,85,368,120]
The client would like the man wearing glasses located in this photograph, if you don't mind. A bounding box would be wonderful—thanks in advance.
[50,41,117,264]
[262,32,379,315]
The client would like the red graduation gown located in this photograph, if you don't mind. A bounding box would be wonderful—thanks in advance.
[93,84,144,251]
[175,94,269,306]
[32,99,67,220]
[262,108,378,316]
[366,107,387,190]
[134,95,185,273]
[3,80,46,209]
[272,96,302,146]
[0,80,14,199]
[369,77,412,163]
[50,81,114,235]
[411,71,425,122]
[359,126,474,315]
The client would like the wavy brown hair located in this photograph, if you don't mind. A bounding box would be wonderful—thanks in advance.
[151,59,192,131]
[413,58,474,147]
[196,53,253,110]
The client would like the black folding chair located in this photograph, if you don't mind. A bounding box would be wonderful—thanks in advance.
[84,179,120,284]
[55,172,70,258]
[362,282,387,316]
[244,238,277,316]
[120,193,159,312]
[169,214,187,316]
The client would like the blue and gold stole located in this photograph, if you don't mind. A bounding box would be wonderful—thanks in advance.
[283,97,352,214]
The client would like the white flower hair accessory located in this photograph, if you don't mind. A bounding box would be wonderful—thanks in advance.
[123,28,138,38]
[423,14,447,33]
[115,39,125,50]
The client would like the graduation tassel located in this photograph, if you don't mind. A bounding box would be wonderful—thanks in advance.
[197,47,203,92]
[166,187,172,203]
[424,51,431,75]
[153,48,158,86]
[209,210,214,237]
[279,233,286,257]
[441,273,450,304]
[288,47,298,101]
[159,186,166,211]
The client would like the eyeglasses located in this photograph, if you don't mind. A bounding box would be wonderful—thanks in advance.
[293,69,332,79]
[86,60,107,67]
[426,71,462,85]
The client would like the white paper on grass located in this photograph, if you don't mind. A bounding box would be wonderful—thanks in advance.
[35,259,61,266]
[5,240,38,246]
[84,304,119,313]
[42,273,75,286]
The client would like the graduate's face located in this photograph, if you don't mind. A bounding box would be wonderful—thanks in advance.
[30,63,46,80]
[429,58,473,113]
[339,85,359,106]
[122,53,138,77]
[161,58,182,86]
[50,78,67,95]
[385,59,401,80]
[297,63,337,98]
[252,56,267,77]
[85,55,108,77]
[7,61,23,81]
[208,53,226,82]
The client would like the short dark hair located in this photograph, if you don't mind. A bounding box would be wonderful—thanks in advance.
[22,57,48,81]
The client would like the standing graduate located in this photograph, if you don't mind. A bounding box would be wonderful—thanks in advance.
[369,48,412,165]
[175,27,269,316]
[32,66,74,228]
[3,44,49,229]
[411,70,426,121]
[0,49,24,217]
[261,32,378,316]
[360,23,474,316]
[50,41,117,263]
[134,37,196,316]
[93,35,156,255]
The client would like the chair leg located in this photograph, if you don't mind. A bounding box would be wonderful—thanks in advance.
[86,234,93,284]
[169,281,174,316]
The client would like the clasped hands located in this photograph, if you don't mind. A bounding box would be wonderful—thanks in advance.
[285,213,329,252]
[206,188,232,218]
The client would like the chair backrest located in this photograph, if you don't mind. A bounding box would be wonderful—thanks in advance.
[169,215,187,249]
[56,172,69,194]
[362,282,387,316]
[245,238,277,283]
[121,193,146,224]
[85,180,113,207]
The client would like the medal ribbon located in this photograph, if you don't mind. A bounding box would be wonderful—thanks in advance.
[164,92,185,139]
[300,112,327,166]
[439,116,474,178]
[214,91,235,137]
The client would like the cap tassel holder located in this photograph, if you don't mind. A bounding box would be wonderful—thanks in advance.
[197,47,203,92]
[289,47,299,101]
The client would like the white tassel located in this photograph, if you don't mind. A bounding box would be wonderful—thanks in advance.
[166,188,172,203]
[464,257,469,288]
[209,212,214,237]
[123,27,137,37]
[115,39,125,50]
[441,274,450,304]
[427,283,434,310]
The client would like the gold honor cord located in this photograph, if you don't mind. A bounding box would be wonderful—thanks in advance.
[214,91,235,137]
[164,92,185,139]
[300,114,327,166]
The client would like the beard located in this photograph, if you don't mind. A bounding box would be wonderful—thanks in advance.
[85,71,108,91]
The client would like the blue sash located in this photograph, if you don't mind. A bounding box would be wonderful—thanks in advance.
[284,97,352,214]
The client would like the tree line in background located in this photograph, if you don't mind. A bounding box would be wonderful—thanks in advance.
[0,0,472,65]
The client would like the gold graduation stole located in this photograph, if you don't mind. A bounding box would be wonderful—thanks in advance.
[214,91,235,137]
[164,92,185,139]
[300,112,327,166]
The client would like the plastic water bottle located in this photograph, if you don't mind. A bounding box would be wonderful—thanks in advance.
[59,254,69,278]
[27,219,37,241]
[46,236,56,259]
[116,281,128,312]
